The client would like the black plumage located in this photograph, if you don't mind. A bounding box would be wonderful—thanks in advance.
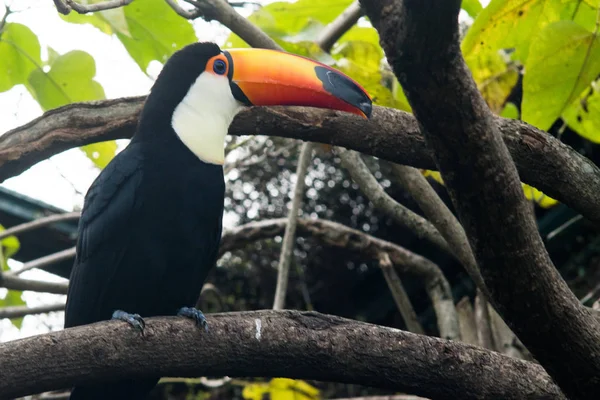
[65,43,225,399]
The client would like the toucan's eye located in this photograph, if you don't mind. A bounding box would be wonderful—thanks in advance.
[213,59,227,75]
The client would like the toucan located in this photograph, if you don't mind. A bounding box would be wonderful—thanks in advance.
[64,42,372,399]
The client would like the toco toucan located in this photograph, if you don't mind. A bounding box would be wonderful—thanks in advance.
[64,42,372,399]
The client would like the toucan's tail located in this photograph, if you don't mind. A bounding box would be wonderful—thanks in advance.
[69,377,159,399]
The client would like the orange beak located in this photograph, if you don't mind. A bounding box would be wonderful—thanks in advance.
[207,48,372,119]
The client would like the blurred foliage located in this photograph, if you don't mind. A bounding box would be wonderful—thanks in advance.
[242,378,319,400]
[0,224,24,328]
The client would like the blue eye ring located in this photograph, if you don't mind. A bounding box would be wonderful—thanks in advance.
[213,59,227,75]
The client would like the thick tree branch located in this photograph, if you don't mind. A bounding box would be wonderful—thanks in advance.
[221,217,459,340]
[0,310,565,399]
[358,0,600,397]
[2,100,599,227]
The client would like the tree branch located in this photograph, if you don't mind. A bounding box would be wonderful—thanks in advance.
[358,0,600,397]
[54,0,134,15]
[0,303,65,319]
[0,274,68,295]
[336,148,451,254]
[165,0,201,19]
[316,0,363,53]
[387,163,487,294]
[273,143,313,310]
[378,252,424,334]
[221,217,459,340]
[456,297,478,346]
[0,310,565,399]
[2,100,599,227]
[6,248,76,276]
[0,211,80,240]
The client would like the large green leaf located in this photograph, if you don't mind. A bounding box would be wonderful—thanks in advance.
[563,82,600,142]
[28,50,115,168]
[116,0,196,72]
[28,50,105,109]
[466,50,519,114]
[461,0,565,62]
[522,21,600,130]
[0,23,42,92]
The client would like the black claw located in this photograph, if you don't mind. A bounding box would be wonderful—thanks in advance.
[177,306,208,332]
[112,310,146,333]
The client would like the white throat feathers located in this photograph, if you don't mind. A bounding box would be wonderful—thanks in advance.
[172,72,244,165]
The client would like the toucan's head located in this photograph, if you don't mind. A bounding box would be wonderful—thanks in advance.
[141,42,372,165]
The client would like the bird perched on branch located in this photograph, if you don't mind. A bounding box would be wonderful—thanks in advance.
[64,41,371,399]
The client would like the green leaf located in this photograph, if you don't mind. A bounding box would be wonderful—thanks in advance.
[28,50,105,110]
[60,0,130,36]
[81,141,119,169]
[462,0,483,18]
[522,21,600,131]
[563,82,600,142]
[0,23,42,92]
[461,0,564,62]
[0,223,20,271]
[116,0,196,72]
[500,102,520,119]
[28,50,116,168]
[225,0,353,48]
[0,290,26,328]
[465,50,518,114]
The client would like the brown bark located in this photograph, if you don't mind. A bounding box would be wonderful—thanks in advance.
[358,0,600,398]
[0,310,565,399]
[1,99,600,226]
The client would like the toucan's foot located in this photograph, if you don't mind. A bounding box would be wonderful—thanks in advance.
[112,310,146,334]
[177,306,208,332]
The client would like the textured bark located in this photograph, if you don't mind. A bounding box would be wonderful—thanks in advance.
[1,99,600,226]
[221,217,459,340]
[358,0,600,398]
[456,297,478,346]
[0,310,565,399]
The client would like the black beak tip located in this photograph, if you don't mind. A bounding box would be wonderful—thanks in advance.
[360,100,373,119]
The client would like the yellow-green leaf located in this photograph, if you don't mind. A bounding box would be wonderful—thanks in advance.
[0,223,20,271]
[563,82,600,142]
[0,23,42,92]
[500,102,520,119]
[28,50,105,110]
[462,0,483,17]
[81,141,119,169]
[466,50,518,114]
[242,378,319,400]
[522,21,600,131]
[461,0,564,62]
[522,183,559,208]
[116,0,197,72]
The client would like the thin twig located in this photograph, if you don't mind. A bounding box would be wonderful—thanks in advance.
[475,289,495,350]
[165,0,201,19]
[0,274,68,295]
[0,212,80,240]
[336,149,451,254]
[0,302,65,319]
[65,0,134,14]
[378,252,424,334]
[273,142,313,310]
[7,247,76,276]
[456,297,478,345]
[52,0,71,14]
[317,0,363,52]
